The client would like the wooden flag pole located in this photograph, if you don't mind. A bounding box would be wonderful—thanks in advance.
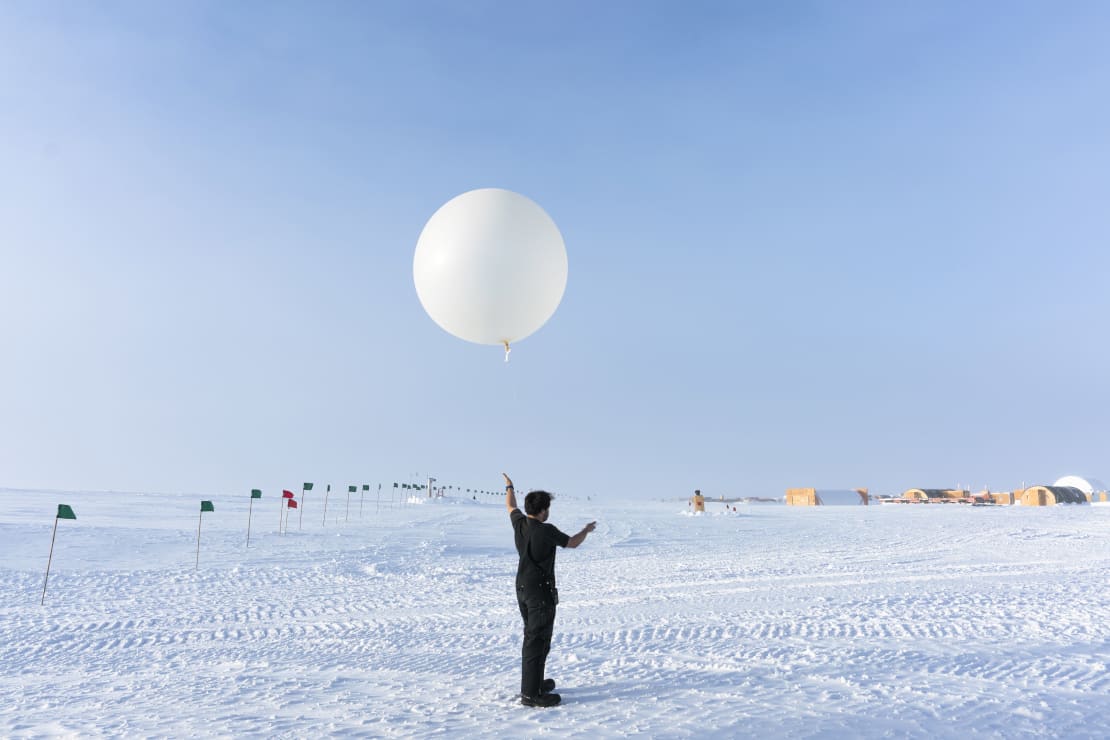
[41,515,60,605]
[299,485,307,530]
[279,491,294,534]
[286,498,298,532]
[360,485,366,520]
[346,486,351,522]
[376,483,381,514]
[196,509,203,569]
[197,501,213,568]
[322,484,330,526]
[42,505,76,605]
[247,489,261,546]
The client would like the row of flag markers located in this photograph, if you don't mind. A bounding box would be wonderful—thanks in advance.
[243,482,401,540]
[46,479,473,594]
[42,483,402,600]
[41,504,76,605]
[196,500,214,569]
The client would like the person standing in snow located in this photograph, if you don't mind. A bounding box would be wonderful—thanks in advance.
[504,472,596,708]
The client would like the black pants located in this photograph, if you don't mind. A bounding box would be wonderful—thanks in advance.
[517,587,556,697]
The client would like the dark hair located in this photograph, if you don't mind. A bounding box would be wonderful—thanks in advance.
[524,490,553,516]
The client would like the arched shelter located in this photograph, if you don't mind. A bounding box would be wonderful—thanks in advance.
[1020,486,1087,506]
[785,488,871,506]
[901,489,967,502]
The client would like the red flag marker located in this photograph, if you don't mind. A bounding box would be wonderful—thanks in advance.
[282,497,298,535]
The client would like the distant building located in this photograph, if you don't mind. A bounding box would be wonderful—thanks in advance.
[901,489,968,502]
[785,488,871,506]
[1019,486,1087,506]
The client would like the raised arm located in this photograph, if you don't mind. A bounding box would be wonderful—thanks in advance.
[504,472,518,512]
[567,520,597,548]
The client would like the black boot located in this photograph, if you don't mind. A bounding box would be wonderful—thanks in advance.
[521,692,561,707]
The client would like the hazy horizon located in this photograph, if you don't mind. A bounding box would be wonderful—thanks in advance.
[2,1,1107,499]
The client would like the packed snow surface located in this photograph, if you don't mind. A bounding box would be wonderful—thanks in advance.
[2,490,1108,738]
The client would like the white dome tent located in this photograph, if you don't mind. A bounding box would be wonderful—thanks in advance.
[1053,475,1109,504]
[1052,476,1107,495]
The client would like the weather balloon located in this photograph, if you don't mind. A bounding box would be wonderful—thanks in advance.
[413,188,567,359]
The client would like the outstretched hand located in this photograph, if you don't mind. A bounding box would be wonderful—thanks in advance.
[502,472,514,489]
[567,519,597,548]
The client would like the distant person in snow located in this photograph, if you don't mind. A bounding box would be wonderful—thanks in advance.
[504,472,596,708]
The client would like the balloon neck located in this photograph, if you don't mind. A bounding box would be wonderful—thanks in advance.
[503,341,511,363]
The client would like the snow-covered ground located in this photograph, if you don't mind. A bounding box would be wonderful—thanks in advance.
[2,489,1108,738]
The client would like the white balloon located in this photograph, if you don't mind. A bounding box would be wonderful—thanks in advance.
[413,188,568,347]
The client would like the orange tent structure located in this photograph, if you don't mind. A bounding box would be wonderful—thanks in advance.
[785,488,871,506]
[1019,486,1087,506]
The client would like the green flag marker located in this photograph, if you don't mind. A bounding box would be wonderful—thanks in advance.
[247,490,260,547]
[348,485,356,493]
[43,504,77,604]
[362,484,369,491]
[304,482,314,491]
[197,501,213,568]
[393,482,398,488]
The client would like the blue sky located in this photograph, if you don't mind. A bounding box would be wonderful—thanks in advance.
[2,1,1108,499]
